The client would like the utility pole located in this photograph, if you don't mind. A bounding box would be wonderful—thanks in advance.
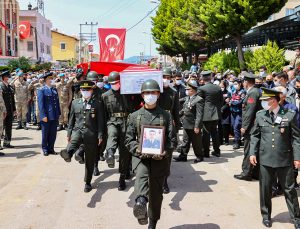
[79,22,98,63]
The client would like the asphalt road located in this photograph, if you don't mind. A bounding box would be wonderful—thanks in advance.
[0,126,297,229]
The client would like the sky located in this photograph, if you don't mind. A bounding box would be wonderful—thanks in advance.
[18,0,159,58]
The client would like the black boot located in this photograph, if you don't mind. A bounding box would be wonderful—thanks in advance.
[60,149,72,162]
[233,143,240,150]
[133,196,148,225]
[93,163,100,176]
[16,121,23,130]
[23,122,28,130]
[74,146,85,164]
[84,183,92,193]
[37,123,41,130]
[148,219,158,229]
[106,149,115,168]
[125,169,131,180]
[163,178,170,194]
[173,154,187,162]
[118,174,126,191]
[99,155,105,161]
[57,124,64,131]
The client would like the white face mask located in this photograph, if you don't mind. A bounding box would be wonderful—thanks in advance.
[111,83,120,91]
[50,80,55,86]
[229,81,234,87]
[163,79,170,87]
[144,94,158,105]
[175,80,182,85]
[259,71,265,77]
[97,82,104,88]
[185,90,190,96]
[234,85,239,90]
[261,100,271,110]
[274,80,281,87]
[81,90,92,99]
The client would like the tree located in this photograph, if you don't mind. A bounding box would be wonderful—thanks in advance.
[246,41,286,73]
[7,56,31,72]
[204,51,240,73]
[198,0,287,69]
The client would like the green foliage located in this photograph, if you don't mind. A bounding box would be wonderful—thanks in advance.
[0,66,9,72]
[7,56,31,72]
[32,62,52,71]
[246,41,286,73]
[204,51,240,73]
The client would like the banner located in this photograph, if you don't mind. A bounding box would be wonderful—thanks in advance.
[19,21,31,39]
[98,28,126,62]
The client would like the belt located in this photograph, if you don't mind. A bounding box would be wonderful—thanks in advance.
[112,112,129,118]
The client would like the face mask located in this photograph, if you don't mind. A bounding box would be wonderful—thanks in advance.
[81,90,92,99]
[51,80,55,85]
[111,83,120,91]
[259,71,265,77]
[144,94,158,105]
[229,81,234,87]
[163,79,170,87]
[185,90,190,96]
[233,85,239,90]
[175,80,181,85]
[255,84,263,88]
[266,80,273,85]
[274,81,281,87]
[295,88,300,95]
[221,87,225,92]
[97,82,104,88]
[261,100,271,110]
[27,79,32,84]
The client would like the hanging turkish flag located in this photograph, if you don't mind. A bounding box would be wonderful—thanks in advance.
[0,20,8,30]
[98,28,126,62]
[19,21,31,40]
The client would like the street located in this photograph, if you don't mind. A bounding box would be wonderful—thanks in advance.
[0,127,297,229]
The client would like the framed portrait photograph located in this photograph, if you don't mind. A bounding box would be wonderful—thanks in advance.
[139,125,165,155]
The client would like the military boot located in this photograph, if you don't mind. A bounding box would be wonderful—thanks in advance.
[23,122,29,130]
[118,174,126,191]
[60,149,72,162]
[125,169,131,180]
[74,147,85,164]
[173,154,187,162]
[133,196,148,225]
[37,123,41,131]
[106,149,115,168]
[16,121,23,130]
[163,178,170,194]
[57,124,64,131]
[148,219,158,229]
[84,183,92,193]
[93,163,100,176]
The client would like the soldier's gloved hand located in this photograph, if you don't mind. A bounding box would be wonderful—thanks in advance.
[152,155,163,160]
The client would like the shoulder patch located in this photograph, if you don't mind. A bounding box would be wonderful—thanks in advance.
[247,97,255,104]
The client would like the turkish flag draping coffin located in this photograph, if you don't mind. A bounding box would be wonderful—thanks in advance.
[98,28,126,62]
[19,21,31,39]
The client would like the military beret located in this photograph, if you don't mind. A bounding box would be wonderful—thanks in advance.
[17,71,24,77]
[58,73,65,77]
[80,80,95,89]
[0,71,10,78]
[260,87,281,100]
[200,70,212,77]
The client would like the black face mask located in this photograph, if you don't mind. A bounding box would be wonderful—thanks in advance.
[255,84,263,88]
[295,87,300,95]
[266,80,273,85]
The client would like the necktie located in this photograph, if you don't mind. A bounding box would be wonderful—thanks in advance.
[270,111,275,123]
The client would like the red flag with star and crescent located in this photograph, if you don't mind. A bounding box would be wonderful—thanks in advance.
[19,21,31,40]
[98,28,126,62]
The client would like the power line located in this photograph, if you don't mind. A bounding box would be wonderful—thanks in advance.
[127,5,159,32]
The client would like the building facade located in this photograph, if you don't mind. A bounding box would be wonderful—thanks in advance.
[19,5,52,62]
[0,0,20,57]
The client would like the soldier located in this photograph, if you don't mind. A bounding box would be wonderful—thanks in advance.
[173,71,186,110]
[125,79,174,229]
[174,80,204,162]
[249,87,300,229]
[290,47,300,69]
[60,81,104,193]
[55,73,72,131]
[0,84,6,156]
[159,67,180,194]
[37,72,61,156]
[198,70,223,158]
[1,71,16,148]
[28,74,44,130]
[102,71,139,191]
[234,72,261,181]
[11,71,29,130]
[69,69,85,100]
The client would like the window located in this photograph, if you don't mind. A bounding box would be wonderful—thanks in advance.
[46,27,50,37]
[286,8,295,16]
[46,45,50,54]
[60,42,66,50]
[40,42,44,53]
[42,24,44,34]
[27,41,33,52]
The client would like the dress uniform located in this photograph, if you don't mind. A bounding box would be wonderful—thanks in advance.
[1,71,16,148]
[125,79,174,229]
[197,70,223,157]
[174,80,204,162]
[249,87,300,229]
[102,71,140,191]
[11,71,30,130]
[37,72,61,156]
[55,73,72,131]
[234,72,261,181]
[60,80,104,193]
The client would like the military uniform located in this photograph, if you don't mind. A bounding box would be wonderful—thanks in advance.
[12,76,29,129]
[250,88,300,228]
[125,105,174,228]
[65,80,104,192]
[55,75,72,129]
[1,71,16,147]
[290,55,300,69]
[0,86,6,155]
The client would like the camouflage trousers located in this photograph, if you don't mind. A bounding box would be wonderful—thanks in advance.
[35,100,40,123]
[16,101,28,122]
[59,102,69,125]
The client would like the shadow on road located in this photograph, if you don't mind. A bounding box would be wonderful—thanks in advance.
[12,137,33,141]
[169,223,220,229]
[273,211,293,224]
[14,144,42,149]
[3,150,39,159]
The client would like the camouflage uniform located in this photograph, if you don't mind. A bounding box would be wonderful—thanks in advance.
[12,78,29,125]
[55,80,72,126]
[28,79,44,123]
